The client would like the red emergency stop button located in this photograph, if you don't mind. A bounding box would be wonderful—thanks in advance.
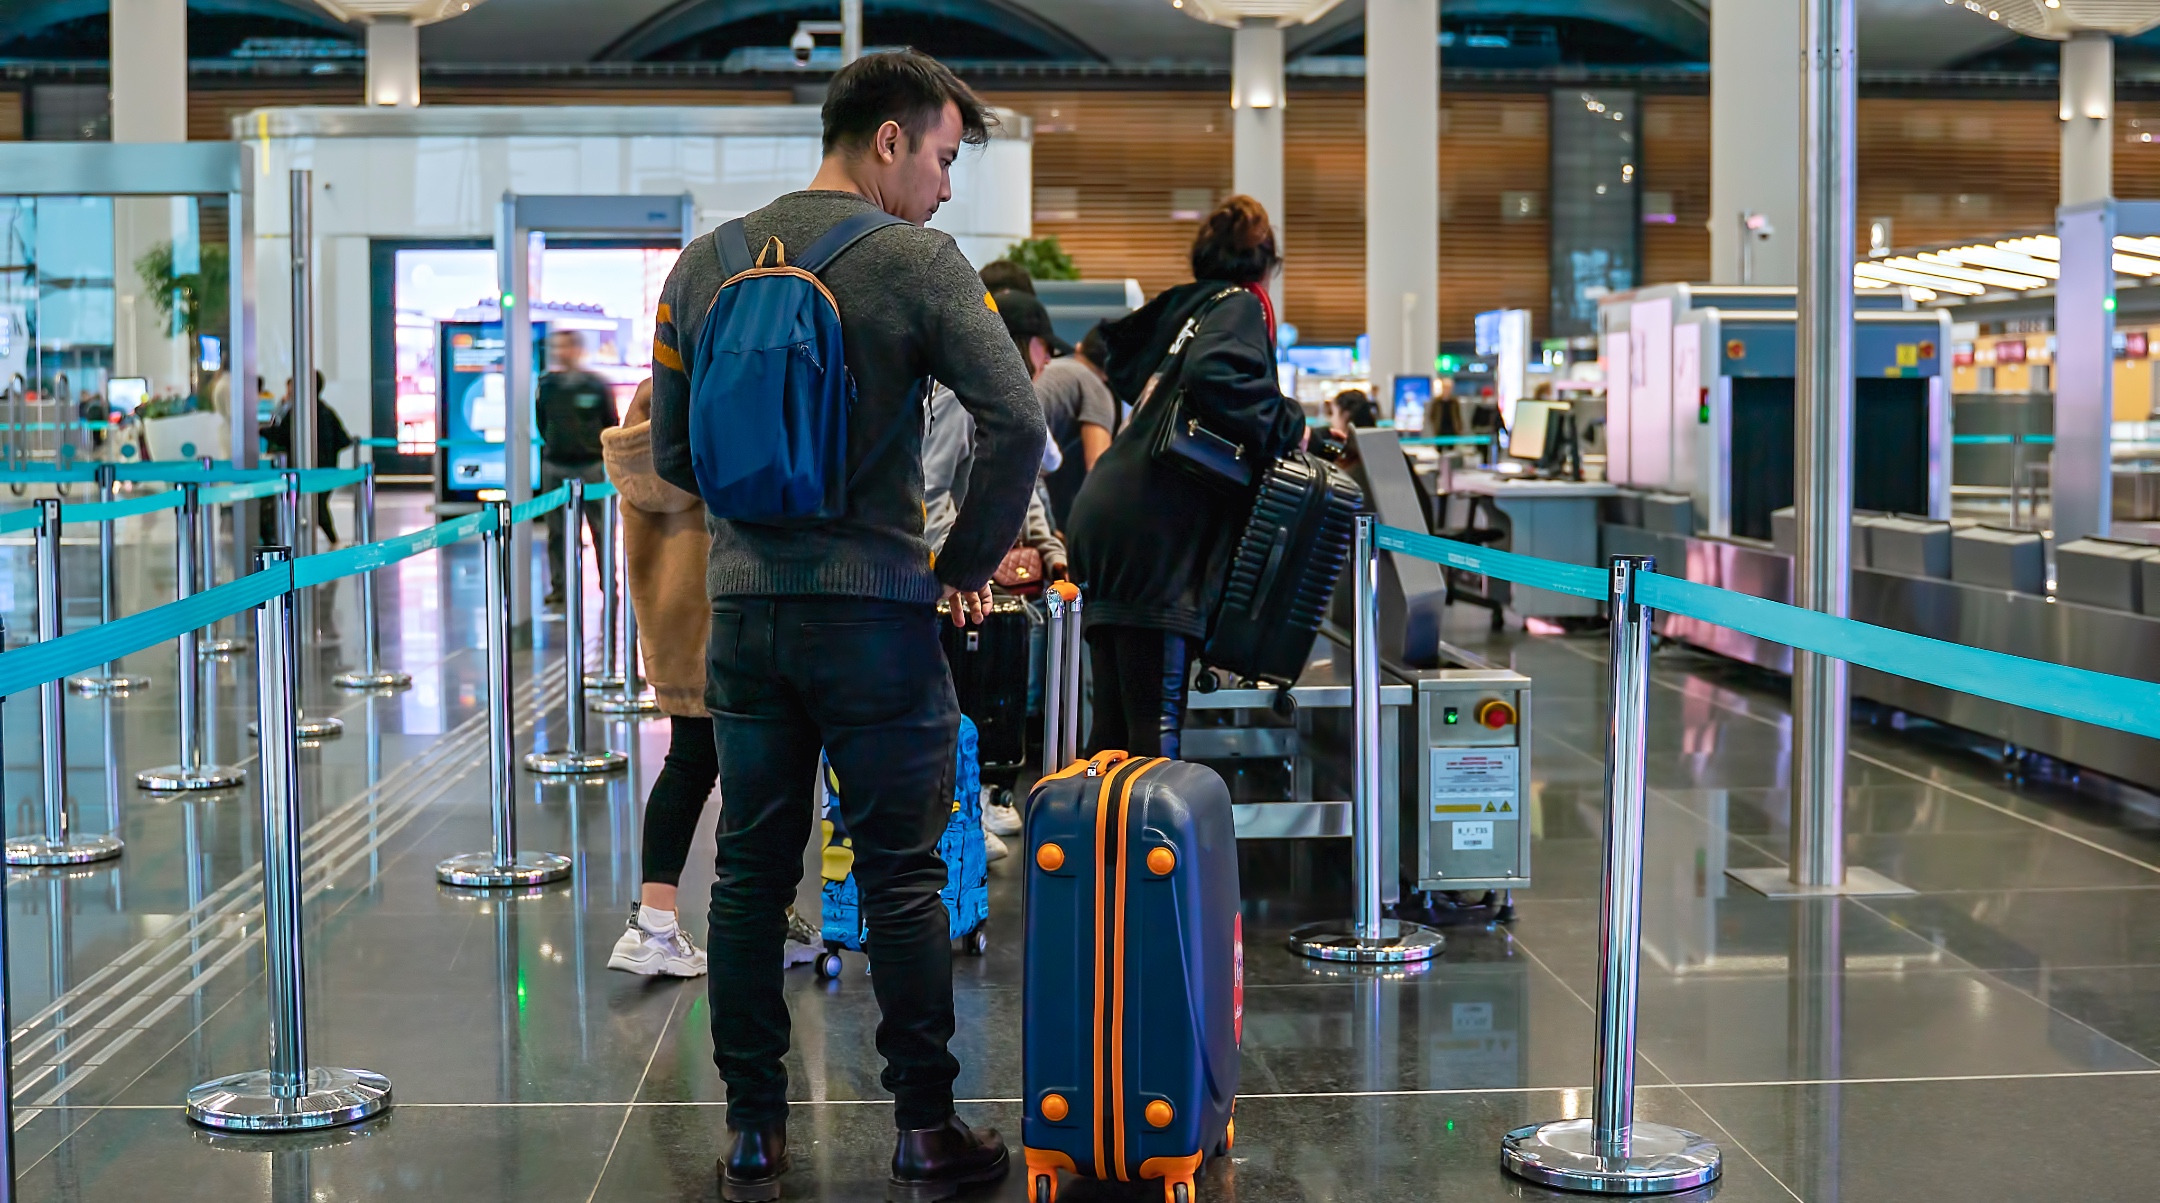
[1475,698,1517,729]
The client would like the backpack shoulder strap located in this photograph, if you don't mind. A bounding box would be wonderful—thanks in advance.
[793,210,910,276]
[715,218,756,279]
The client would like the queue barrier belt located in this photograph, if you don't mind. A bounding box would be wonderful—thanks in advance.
[1377,523,2160,743]
[0,480,603,698]
[200,479,288,506]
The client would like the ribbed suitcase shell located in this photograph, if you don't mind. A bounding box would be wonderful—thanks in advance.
[1023,754,1241,1203]
[940,596,1032,768]
[1205,452,1362,687]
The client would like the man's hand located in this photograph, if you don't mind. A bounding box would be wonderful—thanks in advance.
[940,582,994,626]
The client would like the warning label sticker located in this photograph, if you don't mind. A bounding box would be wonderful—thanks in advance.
[1431,748,1519,822]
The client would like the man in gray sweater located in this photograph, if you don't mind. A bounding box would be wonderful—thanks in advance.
[648,50,1043,1203]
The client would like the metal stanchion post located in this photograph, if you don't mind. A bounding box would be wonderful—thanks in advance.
[0,645,15,1181]
[1502,556,1720,1192]
[140,485,248,792]
[1290,515,1441,964]
[8,500,123,865]
[277,471,341,740]
[585,492,625,691]
[589,499,658,716]
[68,462,150,693]
[438,503,574,887]
[526,478,626,774]
[202,455,250,657]
[185,546,391,1131]
[333,463,412,691]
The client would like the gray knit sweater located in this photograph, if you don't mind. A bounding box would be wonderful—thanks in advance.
[650,190,1044,604]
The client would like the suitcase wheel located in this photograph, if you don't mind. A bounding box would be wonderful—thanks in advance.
[815,951,845,980]
[1031,1172,1057,1203]
[1163,1182,1192,1203]
[964,929,988,956]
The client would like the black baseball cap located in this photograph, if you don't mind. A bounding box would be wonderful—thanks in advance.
[992,288,1074,357]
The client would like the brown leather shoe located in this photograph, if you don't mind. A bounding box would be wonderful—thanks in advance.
[719,1120,790,1202]
[887,1115,1008,1202]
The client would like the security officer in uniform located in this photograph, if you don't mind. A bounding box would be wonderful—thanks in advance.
[536,328,619,606]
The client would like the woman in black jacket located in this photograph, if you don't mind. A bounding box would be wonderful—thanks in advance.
[1066,195,1306,758]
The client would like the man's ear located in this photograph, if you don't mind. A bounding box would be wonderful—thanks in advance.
[874,119,904,164]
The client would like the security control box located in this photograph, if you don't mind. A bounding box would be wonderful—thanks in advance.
[1406,669,1532,891]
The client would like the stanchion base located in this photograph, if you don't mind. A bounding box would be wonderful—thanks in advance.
[1501,1119,1721,1194]
[137,763,248,792]
[200,638,250,657]
[436,850,574,888]
[69,672,150,695]
[5,833,124,866]
[1287,918,1445,964]
[248,714,346,740]
[332,669,413,691]
[523,748,628,775]
[588,692,661,716]
[1725,865,1915,899]
[582,673,625,691]
[185,1066,392,1133]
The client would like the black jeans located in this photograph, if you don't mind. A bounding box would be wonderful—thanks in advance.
[706,595,961,1130]
[643,715,716,888]
[1084,624,1194,760]
[541,459,607,597]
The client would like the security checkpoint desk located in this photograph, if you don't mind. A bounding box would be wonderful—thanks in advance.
[1442,469,1617,620]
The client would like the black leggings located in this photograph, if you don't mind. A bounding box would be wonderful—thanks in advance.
[1084,625,1194,760]
[644,714,717,887]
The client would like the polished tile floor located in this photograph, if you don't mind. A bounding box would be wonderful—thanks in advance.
[3,489,2159,1200]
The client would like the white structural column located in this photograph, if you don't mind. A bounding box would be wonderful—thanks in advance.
[1710,0,1800,284]
[1365,0,1439,413]
[2062,32,2114,206]
[112,0,187,143]
[367,18,423,107]
[1232,20,1287,268]
[111,0,195,410]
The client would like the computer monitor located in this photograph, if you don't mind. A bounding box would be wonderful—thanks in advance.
[1508,399,1561,462]
[106,377,148,415]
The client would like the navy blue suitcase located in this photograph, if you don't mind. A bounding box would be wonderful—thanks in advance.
[1022,752,1242,1203]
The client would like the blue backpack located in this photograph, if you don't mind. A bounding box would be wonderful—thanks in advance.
[687,211,918,523]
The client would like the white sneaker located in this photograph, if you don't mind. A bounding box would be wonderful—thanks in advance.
[984,793,1023,837]
[784,908,822,968]
[985,828,1010,863]
[607,918,708,977]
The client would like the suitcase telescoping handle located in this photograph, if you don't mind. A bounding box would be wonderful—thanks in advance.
[1043,581,1086,773]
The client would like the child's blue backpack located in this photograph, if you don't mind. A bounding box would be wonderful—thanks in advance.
[687,210,915,523]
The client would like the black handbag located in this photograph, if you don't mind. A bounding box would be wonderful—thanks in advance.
[1140,287,1256,493]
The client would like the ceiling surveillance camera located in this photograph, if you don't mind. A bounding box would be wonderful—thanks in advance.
[791,27,816,66]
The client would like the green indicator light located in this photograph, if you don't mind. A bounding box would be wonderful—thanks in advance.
[1444,706,1460,725]
[501,292,516,309]
[2105,296,2118,312]
[1447,1120,1456,1132]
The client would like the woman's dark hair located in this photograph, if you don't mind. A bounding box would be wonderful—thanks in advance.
[1332,389,1377,429]
[979,259,1035,295]
[821,50,993,156]
[1190,194,1280,285]
[1078,322,1109,367]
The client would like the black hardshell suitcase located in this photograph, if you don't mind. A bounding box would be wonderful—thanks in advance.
[1023,751,1242,1203]
[940,595,1032,770]
[1203,451,1362,686]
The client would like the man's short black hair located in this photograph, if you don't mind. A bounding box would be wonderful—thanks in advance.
[821,50,993,157]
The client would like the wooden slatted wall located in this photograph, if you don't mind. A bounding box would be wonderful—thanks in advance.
[1641,94,1710,287]
[0,91,22,141]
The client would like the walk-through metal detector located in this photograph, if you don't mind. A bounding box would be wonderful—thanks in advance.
[496,193,694,622]
[0,142,258,578]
